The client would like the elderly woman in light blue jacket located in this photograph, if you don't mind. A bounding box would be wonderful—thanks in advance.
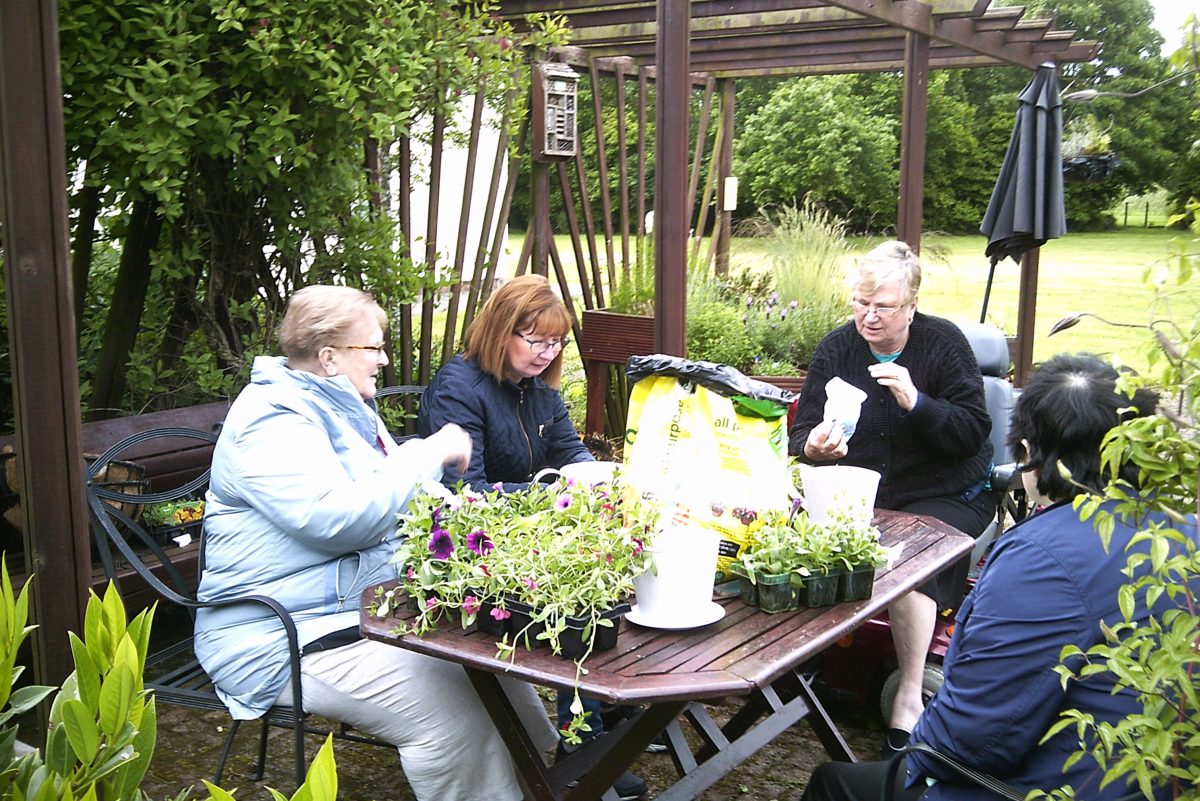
[195,285,557,801]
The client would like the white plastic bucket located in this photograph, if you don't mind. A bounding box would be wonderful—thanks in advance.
[798,464,881,527]
[633,527,721,626]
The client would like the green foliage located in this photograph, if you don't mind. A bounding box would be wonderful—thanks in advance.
[0,564,346,799]
[52,0,559,418]
[686,298,763,371]
[734,75,897,230]
[1041,211,1200,801]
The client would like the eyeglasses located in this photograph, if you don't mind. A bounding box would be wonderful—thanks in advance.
[337,344,387,355]
[850,299,909,319]
[514,333,570,354]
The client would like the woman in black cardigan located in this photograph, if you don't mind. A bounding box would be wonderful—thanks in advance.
[789,240,993,754]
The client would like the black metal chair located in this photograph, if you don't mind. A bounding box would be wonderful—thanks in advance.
[374,384,425,443]
[86,426,388,790]
[884,743,1025,801]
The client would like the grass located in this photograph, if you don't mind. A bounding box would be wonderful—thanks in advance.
[517,227,1196,374]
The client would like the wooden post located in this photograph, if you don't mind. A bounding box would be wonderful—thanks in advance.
[897,32,930,253]
[715,78,735,276]
[1014,248,1040,387]
[0,0,90,689]
[655,0,689,357]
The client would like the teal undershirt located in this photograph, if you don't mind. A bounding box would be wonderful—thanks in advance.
[872,350,902,363]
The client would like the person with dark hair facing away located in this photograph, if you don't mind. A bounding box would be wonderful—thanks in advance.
[419,274,647,801]
[800,352,1190,801]
[789,240,995,751]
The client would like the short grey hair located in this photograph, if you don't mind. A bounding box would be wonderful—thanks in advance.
[848,240,922,303]
[277,285,388,361]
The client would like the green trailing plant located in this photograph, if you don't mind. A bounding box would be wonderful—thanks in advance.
[374,478,659,741]
[1039,214,1200,801]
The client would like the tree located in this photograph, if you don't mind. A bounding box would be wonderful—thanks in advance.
[1020,0,1192,228]
[54,0,537,419]
[734,75,898,230]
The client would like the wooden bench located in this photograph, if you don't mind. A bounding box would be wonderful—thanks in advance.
[3,387,425,612]
[0,400,231,609]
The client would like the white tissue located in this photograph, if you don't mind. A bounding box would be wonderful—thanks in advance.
[823,377,868,437]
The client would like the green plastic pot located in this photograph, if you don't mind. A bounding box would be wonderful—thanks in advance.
[839,565,877,602]
[756,571,801,614]
[804,570,840,607]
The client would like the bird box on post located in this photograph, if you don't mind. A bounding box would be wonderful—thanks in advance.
[532,62,578,160]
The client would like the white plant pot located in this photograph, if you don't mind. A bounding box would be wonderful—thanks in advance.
[630,527,724,629]
[798,464,881,527]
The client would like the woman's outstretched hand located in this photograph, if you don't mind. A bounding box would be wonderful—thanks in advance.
[429,423,471,473]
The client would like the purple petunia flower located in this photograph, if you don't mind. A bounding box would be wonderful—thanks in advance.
[467,529,494,555]
[492,481,505,492]
[554,493,573,511]
[463,595,481,615]
[429,527,455,559]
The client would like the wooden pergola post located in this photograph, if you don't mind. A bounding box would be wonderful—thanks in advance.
[897,31,930,253]
[0,0,90,688]
[654,0,688,356]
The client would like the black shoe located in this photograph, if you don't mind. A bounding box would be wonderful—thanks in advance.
[556,741,647,800]
[881,728,910,761]
[613,770,647,800]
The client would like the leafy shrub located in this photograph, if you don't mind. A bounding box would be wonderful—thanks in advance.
[686,297,763,371]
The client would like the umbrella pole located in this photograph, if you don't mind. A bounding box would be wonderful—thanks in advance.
[980,260,997,323]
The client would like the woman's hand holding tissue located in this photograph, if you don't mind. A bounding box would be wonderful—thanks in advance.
[804,418,849,461]
[867,362,919,411]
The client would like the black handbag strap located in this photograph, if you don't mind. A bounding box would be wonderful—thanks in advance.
[885,742,1026,801]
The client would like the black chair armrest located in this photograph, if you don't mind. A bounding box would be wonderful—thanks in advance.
[885,743,1025,801]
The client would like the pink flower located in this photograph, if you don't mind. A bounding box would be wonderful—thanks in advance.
[463,595,481,615]
[554,493,573,511]
[490,607,511,621]
[522,577,538,591]
[406,567,416,580]
[631,537,644,555]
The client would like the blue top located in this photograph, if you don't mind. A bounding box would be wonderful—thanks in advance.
[909,500,1196,801]
[417,354,592,493]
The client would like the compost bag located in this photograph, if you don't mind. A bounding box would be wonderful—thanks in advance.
[623,355,794,580]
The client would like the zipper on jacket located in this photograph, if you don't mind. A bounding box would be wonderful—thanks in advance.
[516,387,534,479]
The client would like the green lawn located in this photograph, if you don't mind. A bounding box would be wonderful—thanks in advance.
[529,227,1196,373]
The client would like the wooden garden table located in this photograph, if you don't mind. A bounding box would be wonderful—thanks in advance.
[360,510,972,801]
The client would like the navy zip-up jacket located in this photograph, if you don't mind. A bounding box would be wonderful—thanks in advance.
[417,354,592,493]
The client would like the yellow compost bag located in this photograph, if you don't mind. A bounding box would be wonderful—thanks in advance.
[622,372,792,580]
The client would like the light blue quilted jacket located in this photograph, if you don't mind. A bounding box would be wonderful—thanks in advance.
[195,356,445,718]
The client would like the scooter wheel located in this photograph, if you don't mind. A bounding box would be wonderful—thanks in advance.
[879,663,944,724]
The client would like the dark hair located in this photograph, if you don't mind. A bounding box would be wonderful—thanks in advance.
[1008,353,1157,501]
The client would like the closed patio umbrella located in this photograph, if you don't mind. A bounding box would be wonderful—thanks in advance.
[978,64,1065,323]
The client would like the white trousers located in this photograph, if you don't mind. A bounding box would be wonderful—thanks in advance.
[276,639,558,801]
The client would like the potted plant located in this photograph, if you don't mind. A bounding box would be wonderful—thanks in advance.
[141,497,205,546]
[822,508,888,602]
[371,478,658,735]
[1061,114,1119,183]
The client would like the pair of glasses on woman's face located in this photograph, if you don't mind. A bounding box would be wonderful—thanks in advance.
[514,332,570,354]
[338,343,386,355]
[850,299,909,319]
